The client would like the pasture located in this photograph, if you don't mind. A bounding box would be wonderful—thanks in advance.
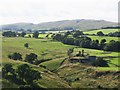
[84,29,119,34]
[2,37,73,65]
[2,37,119,71]
[25,33,52,38]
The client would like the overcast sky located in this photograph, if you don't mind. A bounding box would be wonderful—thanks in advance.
[0,0,119,25]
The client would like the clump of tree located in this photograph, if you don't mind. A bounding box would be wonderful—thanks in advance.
[2,64,16,81]
[8,52,39,64]
[25,53,38,64]
[2,31,16,37]
[2,63,41,88]
[91,57,108,67]
[53,34,64,41]
[20,32,26,37]
[97,31,104,36]
[33,31,39,38]
[8,52,22,60]
[17,64,41,85]
[108,31,120,37]
[64,31,71,37]
[104,40,120,52]
[99,39,106,50]
[73,30,84,38]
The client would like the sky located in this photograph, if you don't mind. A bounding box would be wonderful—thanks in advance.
[0,0,119,25]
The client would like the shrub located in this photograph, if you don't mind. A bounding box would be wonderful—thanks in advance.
[24,43,29,48]
[25,53,38,64]
[8,52,22,60]
[91,57,108,67]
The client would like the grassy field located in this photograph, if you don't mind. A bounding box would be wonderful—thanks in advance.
[40,58,65,71]
[2,37,73,88]
[2,37,74,63]
[2,37,120,88]
[84,29,119,34]
[2,37,119,71]
[25,33,52,38]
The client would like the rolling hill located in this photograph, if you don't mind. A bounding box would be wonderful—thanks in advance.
[1,19,118,31]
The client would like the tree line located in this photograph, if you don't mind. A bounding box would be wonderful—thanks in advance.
[88,31,120,37]
[53,31,120,52]
[2,31,40,38]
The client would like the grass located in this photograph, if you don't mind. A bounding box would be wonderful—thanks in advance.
[2,37,119,71]
[2,37,73,60]
[84,29,119,34]
[40,58,65,71]
[57,63,119,88]
[2,37,120,88]
[25,33,52,38]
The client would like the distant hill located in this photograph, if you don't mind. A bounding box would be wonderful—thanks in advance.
[1,19,118,31]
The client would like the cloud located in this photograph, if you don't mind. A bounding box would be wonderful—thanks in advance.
[0,0,119,24]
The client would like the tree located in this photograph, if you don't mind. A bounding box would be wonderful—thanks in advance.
[2,31,16,37]
[53,34,64,41]
[91,57,108,67]
[21,32,26,37]
[17,64,30,81]
[28,35,31,38]
[17,64,41,85]
[25,53,38,64]
[73,30,83,38]
[64,31,71,37]
[8,52,22,60]
[99,39,106,50]
[25,69,41,85]
[97,31,104,36]
[24,43,29,48]
[45,34,50,38]
[2,64,16,80]
[33,31,39,38]
[104,40,120,52]
[90,40,99,49]
[67,48,74,58]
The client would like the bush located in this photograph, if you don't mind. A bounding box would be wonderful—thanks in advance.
[25,53,38,64]
[24,43,29,48]
[91,57,109,67]
[8,52,22,60]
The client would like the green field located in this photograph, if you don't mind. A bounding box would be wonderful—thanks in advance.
[25,33,52,38]
[2,37,74,62]
[2,37,74,88]
[2,36,120,88]
[2,37,119,71]
[84,29,119,34]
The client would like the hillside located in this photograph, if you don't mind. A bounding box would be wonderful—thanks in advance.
[2,35,120,88]
[1,19,117,31]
